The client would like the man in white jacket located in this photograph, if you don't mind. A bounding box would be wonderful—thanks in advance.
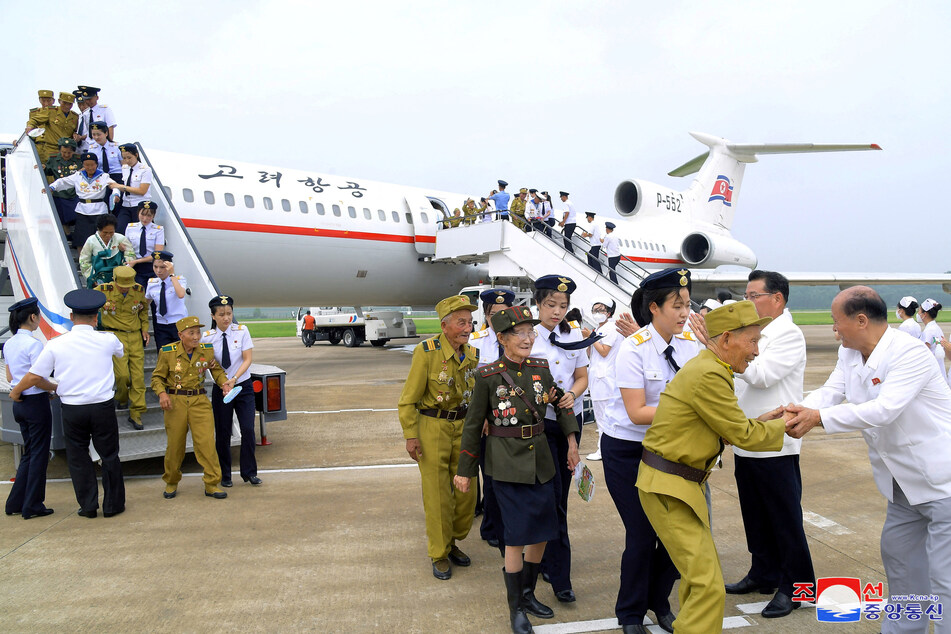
[725,271,815,619]
[788,286,951,634]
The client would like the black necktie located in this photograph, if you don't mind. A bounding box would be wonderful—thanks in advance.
[220,330,231,368]
[664,345,681,373]
[159,280,167,316]
[548,330,603,351]
[139,225,147,256]
[119,165,133,207]
[101,146,108,173]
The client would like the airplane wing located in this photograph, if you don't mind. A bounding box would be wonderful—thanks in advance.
[690,270,951,294]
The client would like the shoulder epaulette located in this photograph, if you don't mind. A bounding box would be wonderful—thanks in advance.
[236,324,244,330]
[422,337,441,352]
[203,330,214,337]
[629,326,651,346]
[470,329,489,340]
[199,342,214,350]
[29,107,40,112]
[100,283,113,292]
[676,330,697,341]
[568,320,580,329]
[127,222,140,228]
[479,361,505,377]
[132,283,143,292]
[154,224,163,229]
[148,277,158,283]
[525,357,549,368]
[160,343,176,353]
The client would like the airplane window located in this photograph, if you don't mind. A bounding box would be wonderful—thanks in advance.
[281,199,291,212]
[244,195,254,208]
[299,201,308,213]
[405,213,413,225]
[204,191,215,205]
[183,188,194,203]
[224,193,235,207]
[333,204,341,217]
[421,212,429,224]
[348,206,357,218]
[363,207,371,220]
[392,211,400,223]
[637,241,642,249]
[163,186,172,199]
[315,202,325,215]
[264,197,273,210]
[378,209,385,221]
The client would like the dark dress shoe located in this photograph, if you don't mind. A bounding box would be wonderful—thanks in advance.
[555,589,576,603]
[243,476,263,485]
[220,480,233,488]
[762,592,800,618]
[205,490,228,499]
[621,625,649,634]
[103,507,124,518]
[163,490,176,499]
[23,508,54,520]
[654,611,676,633]
[432,559,451,580]
[487,538,499,548]
[725,575,776,595]
[5,510,20,516]
[128,417,143,431]
[448,546,471,567]
[77,509,97,518]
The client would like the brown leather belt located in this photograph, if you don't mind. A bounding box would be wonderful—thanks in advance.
[418,407,467,421]
[642,448,711,484]
[487,422,545,439]
[166,388,206,396]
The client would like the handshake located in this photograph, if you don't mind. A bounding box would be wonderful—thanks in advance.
[757,404,822,439]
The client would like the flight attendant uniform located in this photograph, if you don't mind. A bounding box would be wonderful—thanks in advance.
[559,193,577,253]
[202,306,258,486]
[125,204,165,288]
[114,155,153,235]
[600,320,700,628]
[144,251,188,350]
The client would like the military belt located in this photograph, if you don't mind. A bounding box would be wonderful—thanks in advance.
[487,422,544,439]
[166,388,206,397]
[81,199,106,204]
[418,407,467,421]
[642,448,711,484]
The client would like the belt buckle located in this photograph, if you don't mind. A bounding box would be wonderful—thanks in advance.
[521,425,532,439]
[446,410,458,421]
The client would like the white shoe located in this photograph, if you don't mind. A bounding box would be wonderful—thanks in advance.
[586,451,602,461]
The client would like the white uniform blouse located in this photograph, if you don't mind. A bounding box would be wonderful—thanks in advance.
[897,318,921,339]
[588,319,622,402]
[4,330,46,396]
[921,320,946,369]
[469,326,501,368]
[201,323,254,383]
[120,162,153,207]
[532,321,589,418]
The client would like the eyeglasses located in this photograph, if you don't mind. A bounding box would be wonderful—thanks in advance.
[743,292,775,300]
[507,330,537,340]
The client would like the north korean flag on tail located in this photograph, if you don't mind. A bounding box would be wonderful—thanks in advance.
[708,175,734,206]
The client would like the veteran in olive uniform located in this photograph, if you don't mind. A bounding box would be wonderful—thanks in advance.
[510,188,529,231]
[25,90,57,163]
[43,92,79,163]
[397,295,480,580]
[45,137,81,227]
[636,301,789,634]
[455,306,580,634]
[96,266,150,430]
[152,316,235,500]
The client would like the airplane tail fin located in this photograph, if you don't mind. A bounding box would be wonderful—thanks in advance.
[672,132,881,229]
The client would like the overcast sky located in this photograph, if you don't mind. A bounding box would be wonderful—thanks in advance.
[4,0,950,275]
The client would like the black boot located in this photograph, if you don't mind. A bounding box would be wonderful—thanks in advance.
[504,569,533,633]
[521,561,554,618]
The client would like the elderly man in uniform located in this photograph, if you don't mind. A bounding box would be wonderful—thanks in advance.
[152,316,234,500]
[96,266,150,430]
[25,89,57,163]
[44,92,79,163]
[510,188,529,231]
[398,295,480,580]
[10,289,127,518]
[724,270,815,618]
[636,301,789,634]
[787,287,951,633]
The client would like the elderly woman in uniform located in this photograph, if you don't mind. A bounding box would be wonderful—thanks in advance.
[598,268,702,633]
[78,213,134,284]
[455,306,580,634]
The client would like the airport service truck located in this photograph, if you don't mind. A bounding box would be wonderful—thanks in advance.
[295,308,416,348]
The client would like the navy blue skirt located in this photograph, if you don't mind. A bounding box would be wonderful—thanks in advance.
[494,477,558,546]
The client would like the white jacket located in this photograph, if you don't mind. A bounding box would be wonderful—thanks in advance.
[802,327,951,505]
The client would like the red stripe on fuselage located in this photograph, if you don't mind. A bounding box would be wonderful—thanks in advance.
[181,218,436,243]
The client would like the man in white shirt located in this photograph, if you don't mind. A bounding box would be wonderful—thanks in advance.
[558,191,577,254]
[581,212,603,273]
[726,271,815,619]
[787,286,951,631]
[603,222,621,283]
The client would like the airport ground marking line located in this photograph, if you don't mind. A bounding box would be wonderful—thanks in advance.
[534,616,752,633]
[737,600,816,614]
[802,510,854,535]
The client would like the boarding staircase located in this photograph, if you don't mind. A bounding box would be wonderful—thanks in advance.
[0,134,237,462]
[433,219,652,319]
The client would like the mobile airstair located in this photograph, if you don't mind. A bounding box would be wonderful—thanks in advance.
[0,133,228,462]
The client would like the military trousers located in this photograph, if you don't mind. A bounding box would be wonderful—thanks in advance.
[111,329,146,417]
[162,394,222,491]
[62,399,125,515]
[639,489,725,634]
[417,414,475,560]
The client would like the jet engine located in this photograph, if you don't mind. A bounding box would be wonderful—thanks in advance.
[680,232,757,268]
[614,179,684,217]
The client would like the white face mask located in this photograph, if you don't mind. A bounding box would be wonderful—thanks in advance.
[916,312,924,323]
[896,309,902,321]
[592,312,608,324]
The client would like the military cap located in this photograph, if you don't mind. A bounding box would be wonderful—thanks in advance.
[79,152,98,163]
[176,316,205,332]
[138,201,157,211]
[559,191,569,197]
[90,121,109,132]
[480,288,516,306]
[112,266,136,286]
[534,274,576,295]
[529,188,538,194]
[585,211,596,218]
[490,305,539,334]
[898,296,917,309]
[8,297,39,312]
[58,92,75,103]
[118,143,137,153]
[604,221,616,230]
[64,289,106,315]
[58,137,78,149]
[498,179,508,187]
[72,89,85,102]
[209,295,234,310]
[519,188,528,194]
[78,86,101,97]
[38,90,54,98]
[641,267,692,293]
[152,250,173,262]
[705,300,772,338]
[435,295,477,320]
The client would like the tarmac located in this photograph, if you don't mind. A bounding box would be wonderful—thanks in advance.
[0,326,907,632]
